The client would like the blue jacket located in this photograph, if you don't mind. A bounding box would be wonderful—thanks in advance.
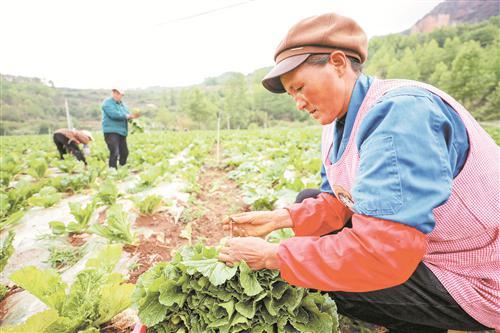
[320,74,469,234]
[101,97,129,136]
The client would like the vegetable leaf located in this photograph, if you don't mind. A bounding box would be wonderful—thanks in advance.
[10,266,67,312]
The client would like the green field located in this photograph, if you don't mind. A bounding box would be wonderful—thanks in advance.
[0,126,497,332]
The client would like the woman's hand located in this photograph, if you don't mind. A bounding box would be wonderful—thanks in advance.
[218,237,280,270]
[127,113,141,120]
[222,209,293,237]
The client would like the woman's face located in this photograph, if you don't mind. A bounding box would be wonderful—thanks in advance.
[280,56,348,125]
[112,91,123,102]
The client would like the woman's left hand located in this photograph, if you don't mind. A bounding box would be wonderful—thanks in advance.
[218,237,280,271]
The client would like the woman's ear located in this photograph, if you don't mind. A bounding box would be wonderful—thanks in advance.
[329,51,348,76]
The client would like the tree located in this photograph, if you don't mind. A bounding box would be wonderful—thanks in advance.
[179,87,216,129]
[428,62,451,91]
[414,40,445,81]
[222,73,250,129]
[365,43,397,78]
[448,41,496,111]
[386,47,421,80]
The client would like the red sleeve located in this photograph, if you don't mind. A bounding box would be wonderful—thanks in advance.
[285,192,352,236]
[277,215,427,292]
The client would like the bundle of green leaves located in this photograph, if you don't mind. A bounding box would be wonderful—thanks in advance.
[3,244,134,333]
[130,119,145,134]
[133,243,339,333]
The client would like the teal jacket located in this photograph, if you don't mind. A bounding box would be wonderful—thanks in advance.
[101,97,129,136]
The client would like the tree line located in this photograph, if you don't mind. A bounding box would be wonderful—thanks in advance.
[365,15,499,121]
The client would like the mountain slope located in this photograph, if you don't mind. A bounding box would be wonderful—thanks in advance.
[408,0,500,34]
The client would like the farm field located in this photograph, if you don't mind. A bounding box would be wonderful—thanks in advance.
[0,126,497,333]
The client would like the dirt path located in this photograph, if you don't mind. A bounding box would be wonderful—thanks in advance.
[126,163,248,284]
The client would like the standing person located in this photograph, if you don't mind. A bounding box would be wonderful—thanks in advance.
[218,12,498,332]
[53,128,93,165]
[101,87,140,169]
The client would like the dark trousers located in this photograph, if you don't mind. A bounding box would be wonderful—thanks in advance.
[53,133,86,164]
[295,189,492,333]
[104,133,129,168]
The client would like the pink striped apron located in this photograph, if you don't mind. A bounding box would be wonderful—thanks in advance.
[321,79,499,329]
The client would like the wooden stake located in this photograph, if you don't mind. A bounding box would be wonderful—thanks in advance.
[217,113,221,165]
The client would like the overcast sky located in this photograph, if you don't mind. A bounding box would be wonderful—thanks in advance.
[1,0,443,89]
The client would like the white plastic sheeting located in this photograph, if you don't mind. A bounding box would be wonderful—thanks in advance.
[1,147,192,326]
[1,193,94,284]
[1,241,136,326]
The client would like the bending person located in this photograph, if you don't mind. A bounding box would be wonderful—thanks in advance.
[218,12,498,333]
[53,128,93,165]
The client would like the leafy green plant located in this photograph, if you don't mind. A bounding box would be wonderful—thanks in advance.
[0,171,12,188]
[3,180,41,216]
[27,158,48,179]
[27,186,61,208]
[0,210,25,231]
[242,186,277,211]
[266,228,295,244]
[107,167,130,181]
[54,158,83,174]
[51,171,97,193]
[128,261,142,272]
[0,193,10,220]
[138,165,163,188]
[68,200,97,230]
[179,206,205,224]
[133,243,339,333]
[0,231,15,272]
[96,180,118,206]
[4,244,134,333]
[90,204,135,244]
[130,119,144,134]
[133,194,163,215]
[0,155,24,186]
[50,200,97,235]
[0,283,8,301]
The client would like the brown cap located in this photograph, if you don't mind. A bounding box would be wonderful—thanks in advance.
[262,12,368,93]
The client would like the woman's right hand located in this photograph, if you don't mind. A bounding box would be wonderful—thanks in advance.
[222,209,292,237]
[127,113,141,120]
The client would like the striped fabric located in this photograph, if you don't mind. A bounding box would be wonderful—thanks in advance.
[321,79,500,329]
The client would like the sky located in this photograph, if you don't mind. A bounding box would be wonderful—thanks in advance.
[1,0,443,89]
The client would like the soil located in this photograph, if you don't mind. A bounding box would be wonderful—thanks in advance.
[68,233,89,247]
[126,165,248,284]
[0,286,23,321]
[98,209,107,224]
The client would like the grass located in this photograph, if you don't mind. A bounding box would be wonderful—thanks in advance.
[484,126,500,144]
[46,243,86,270]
